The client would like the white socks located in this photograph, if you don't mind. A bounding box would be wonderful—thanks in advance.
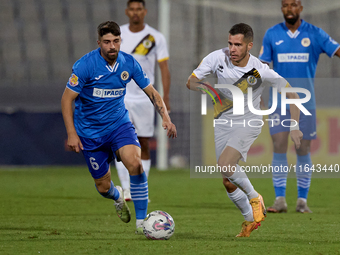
[227,188,254,222]
[115,160,130,190]
[115,159,151,190]
[136,219,143,228]
[142,159,151,178]
[227,164,258,200]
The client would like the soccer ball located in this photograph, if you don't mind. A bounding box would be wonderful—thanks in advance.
[143,210,175,240]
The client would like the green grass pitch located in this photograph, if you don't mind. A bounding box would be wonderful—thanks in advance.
[1,166,340,255]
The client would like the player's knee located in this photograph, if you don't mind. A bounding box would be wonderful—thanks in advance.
[217,157,226,167]
[217,158,234,170]
[272,140,288,153]
[222,178,237,193]
[296,145,310,155]
[271,133,289,153]
[127,159,143,175]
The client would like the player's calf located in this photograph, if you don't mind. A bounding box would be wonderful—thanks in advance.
[130,172,149,231]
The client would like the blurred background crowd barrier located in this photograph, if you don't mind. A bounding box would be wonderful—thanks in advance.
[1,0,340,166]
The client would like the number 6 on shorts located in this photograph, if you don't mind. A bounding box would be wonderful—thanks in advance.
[89,157,99,170]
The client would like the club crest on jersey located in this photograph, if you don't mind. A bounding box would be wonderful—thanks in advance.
[121,71,129,81]
[143,39,153,49]
[143,71,148,79]
[247,75,257,86]
[132,34,156,56]
[301,38,311,47]
[68,74,79,87]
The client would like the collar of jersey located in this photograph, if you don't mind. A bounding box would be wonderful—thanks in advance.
[96,48,121,73]
[125,23,149,35]
[282,19,306,38]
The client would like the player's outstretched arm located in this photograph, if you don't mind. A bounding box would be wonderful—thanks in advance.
[186,74,211,92]
[143,84,177,139]
[286,86,303,149]
[61,88,84,153]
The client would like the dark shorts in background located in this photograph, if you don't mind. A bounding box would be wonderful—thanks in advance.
[268,108,317,140]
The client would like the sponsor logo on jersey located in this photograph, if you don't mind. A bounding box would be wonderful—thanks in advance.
[310,131,317,137]
[275,40,284,45]
[278,53,309,62]
[121,71,129,81]
[330,37,339,45]
[93,88,125,98]
[68,74,79,86]
[301,38,311,47]
[95,75,104,80]
[132,34,156,56]
[217,65,224,72]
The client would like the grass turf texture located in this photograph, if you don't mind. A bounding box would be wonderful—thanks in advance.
[0,167,340,255]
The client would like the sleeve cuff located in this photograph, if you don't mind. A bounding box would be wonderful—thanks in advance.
[157,57,170,62]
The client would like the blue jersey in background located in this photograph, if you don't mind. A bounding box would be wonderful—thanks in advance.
[66,48,150,138]
[259,19,340,109]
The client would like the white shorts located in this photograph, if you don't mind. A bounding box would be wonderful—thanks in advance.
[214,116,262,162]
[125,99,155,137]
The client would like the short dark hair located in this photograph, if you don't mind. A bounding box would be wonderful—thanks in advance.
[97,21,121,39]
[229,23,253,43]
[127,0,145,7]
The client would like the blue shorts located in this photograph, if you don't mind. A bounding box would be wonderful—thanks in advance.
[268,108,316,140]
[80,122,140,179]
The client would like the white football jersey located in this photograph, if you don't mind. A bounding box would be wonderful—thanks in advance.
[193,47,288,118]
[120,24,169,100]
